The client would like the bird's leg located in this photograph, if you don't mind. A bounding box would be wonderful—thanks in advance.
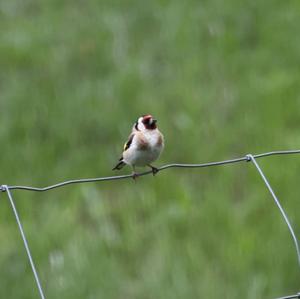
[148,164,159,176]
[132,165,138,181]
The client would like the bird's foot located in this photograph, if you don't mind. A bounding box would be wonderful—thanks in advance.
[148,165,159,176]
[132,172,138,181]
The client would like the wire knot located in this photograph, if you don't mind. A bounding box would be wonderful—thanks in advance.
[245,154,253,162]
[0,185,7,192]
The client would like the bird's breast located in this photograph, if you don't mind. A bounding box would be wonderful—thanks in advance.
[142,131,164,149]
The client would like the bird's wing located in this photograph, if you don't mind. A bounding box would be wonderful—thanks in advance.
[123,133,135,151]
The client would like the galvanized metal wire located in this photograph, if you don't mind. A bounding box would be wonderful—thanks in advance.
[2,186,46,299]
[4,149,300,192]
[247,155,300,266]
[1,149,300,299]
[275,293,300,299]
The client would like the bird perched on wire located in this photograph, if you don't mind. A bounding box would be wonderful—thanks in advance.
[112,114,164,179]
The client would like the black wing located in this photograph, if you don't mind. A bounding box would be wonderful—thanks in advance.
[123,133,134,151]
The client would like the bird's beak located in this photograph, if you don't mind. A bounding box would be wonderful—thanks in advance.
[151,118,157,125]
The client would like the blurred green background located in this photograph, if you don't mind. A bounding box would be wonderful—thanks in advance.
[1,0,300,298]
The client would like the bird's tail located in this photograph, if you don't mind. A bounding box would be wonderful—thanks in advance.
[112,158,126,170]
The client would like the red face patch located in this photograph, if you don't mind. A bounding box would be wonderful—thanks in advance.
[142,114,153,121]
[142,115,157,130]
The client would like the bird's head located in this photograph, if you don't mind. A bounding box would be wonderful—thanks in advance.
[135,114,157,131]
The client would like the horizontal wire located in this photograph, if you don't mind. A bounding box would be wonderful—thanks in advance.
[253,149,300,158]
[2,149,300,192]
[275,293,300,299]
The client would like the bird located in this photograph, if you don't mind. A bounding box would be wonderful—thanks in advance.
[112,114,164,179]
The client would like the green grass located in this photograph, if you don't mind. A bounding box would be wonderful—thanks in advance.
[0,0,300,298]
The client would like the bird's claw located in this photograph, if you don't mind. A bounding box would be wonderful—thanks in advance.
[150,166,159,176]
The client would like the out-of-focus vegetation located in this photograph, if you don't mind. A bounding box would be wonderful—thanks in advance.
[0,0,300,298]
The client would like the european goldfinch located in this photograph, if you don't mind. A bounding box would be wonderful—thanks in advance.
[112,114,164,178]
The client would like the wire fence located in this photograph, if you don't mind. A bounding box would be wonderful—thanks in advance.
[1,149,300,299]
